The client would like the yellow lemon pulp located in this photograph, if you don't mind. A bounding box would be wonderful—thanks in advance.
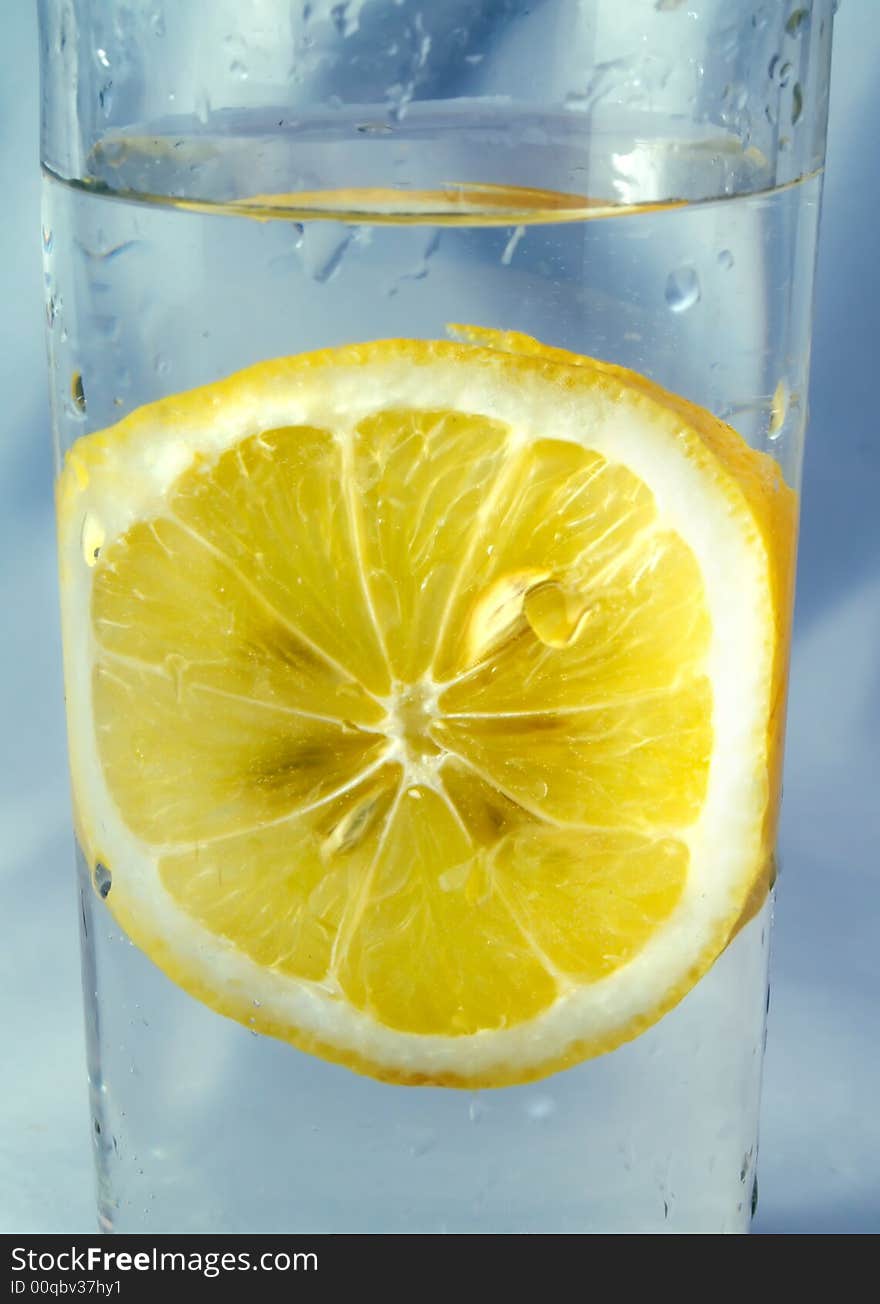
[57,334,795,1086]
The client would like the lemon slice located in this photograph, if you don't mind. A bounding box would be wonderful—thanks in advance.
[57,334,794,1087]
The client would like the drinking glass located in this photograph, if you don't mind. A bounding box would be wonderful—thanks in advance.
[40,0,834,1233]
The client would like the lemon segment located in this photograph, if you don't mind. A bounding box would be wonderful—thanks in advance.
[57,334,795,1087]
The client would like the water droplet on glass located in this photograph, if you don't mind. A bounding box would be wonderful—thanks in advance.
[785,8,808,36]
[93,863,112,899]
[664,265,700,313]
[468,1096,486,1124]
[71,371,87,414]
[791,82,804,125]
[722,81,749,114]
[93,313,120,342]
[95,47,110,67]
[718,249,734,270]
[778,61,793,87]
[252,999,262,1008]
[331,2,361,37]
[501,225,525,266]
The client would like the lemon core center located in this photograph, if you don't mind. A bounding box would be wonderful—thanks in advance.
[380,679,443,777]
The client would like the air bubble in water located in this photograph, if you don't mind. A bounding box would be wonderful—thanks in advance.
[230,59,248,79]
[468,1096,486,1124]
[664,265,700,313]
[792,82,804,125]
[408,1131,436,1158]
[526,1095,556,1121]
[150,11,166,37]
[299,223,353,283]
[270,222,305,273]
[42,225,54,254]
[94,863,112,899]
[387,230,441,296]
[769,379,788,438]
[718,249,734,270]
[95,47,110,67]
[501,226,525,266]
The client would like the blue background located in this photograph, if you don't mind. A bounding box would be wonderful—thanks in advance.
[1,1,877,1233]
